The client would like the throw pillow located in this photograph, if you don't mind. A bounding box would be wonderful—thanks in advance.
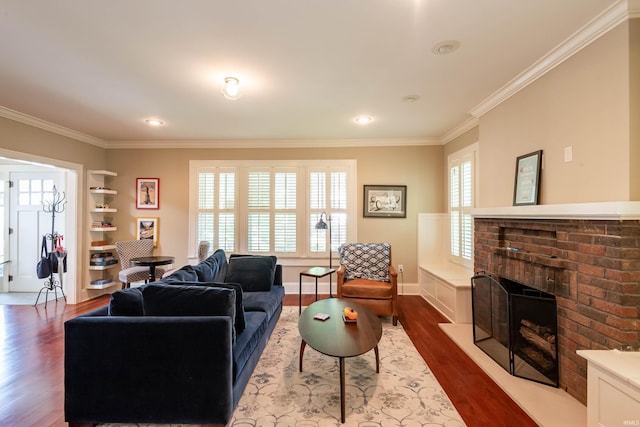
[172,280,246,334]
[108,286,144,316]
[226,255,277,292]
[338,242,391,282]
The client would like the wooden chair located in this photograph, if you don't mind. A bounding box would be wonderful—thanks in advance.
[115,239,165,289]
[336,242,398,325]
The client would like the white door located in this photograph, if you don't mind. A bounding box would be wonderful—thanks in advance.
[9,170,65,292]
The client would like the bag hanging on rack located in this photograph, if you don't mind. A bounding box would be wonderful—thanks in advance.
[53,235,67,273]
[36,236,53,279]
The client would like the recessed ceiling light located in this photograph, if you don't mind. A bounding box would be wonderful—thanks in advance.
[144,119,164,127]
[354,116,373,125]
[432,40,460,55]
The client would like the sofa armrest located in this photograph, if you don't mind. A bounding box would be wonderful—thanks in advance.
[65,315,234,424]
[81,305,109,316]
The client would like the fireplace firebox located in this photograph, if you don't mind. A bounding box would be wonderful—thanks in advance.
[471,274,559,387]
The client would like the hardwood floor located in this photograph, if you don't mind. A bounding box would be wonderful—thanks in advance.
[0,294,536,427]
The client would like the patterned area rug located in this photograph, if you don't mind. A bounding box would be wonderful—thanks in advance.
[229,307,465,426]
[102,306,466,427]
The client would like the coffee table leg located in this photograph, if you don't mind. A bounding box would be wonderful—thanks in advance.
[374,345,380,373]
[299,340,306,372]
[339,357,345,423]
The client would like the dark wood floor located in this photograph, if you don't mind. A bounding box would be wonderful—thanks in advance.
[0,294,537,427]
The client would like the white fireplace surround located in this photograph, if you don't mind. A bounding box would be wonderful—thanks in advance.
[471,201,640,220]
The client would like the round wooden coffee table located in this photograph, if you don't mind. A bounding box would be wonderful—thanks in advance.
[298,298,382,423]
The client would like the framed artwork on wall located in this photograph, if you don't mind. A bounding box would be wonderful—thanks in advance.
[136,217,158,247]
[136,178,159,209]
[513,150,543,206]
[363,185,407,218]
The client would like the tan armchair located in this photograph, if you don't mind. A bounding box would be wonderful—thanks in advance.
[337,242,398,325]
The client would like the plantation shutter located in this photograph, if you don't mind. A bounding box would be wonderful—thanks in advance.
[197,168,236,252]
[274,171,296,252]
[449,148,475,265]
[190,159,355,258]
[309,170,347,254]
[248,170,270,252]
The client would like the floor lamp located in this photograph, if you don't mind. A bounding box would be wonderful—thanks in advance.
[315,211,333,297]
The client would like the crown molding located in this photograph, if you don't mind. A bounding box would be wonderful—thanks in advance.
[0,106,108,148]
[105,137,442,150]
[469,0,637,118]
[441,116,479,144]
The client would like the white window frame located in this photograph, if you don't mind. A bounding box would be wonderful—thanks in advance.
[447,143,478,268]
[189,159,357,261]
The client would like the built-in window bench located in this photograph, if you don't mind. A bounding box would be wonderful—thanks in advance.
[577,350,640,427]
[419,263,473,323]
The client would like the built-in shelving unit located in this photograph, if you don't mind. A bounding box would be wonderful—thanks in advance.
[87,170,119,290]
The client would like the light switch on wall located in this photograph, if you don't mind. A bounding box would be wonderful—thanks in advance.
[564,146,573,163]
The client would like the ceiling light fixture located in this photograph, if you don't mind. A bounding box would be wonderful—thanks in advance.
[432,40,460,55]
[222,77,241,100]
[402,95,420,103]
[354,116,373,125]
[144,119,164,126]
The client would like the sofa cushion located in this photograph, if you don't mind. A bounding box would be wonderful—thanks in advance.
[232,310,268,381]
[242,285,285,322]
[225,255,277,292]
[108,287,144,316]
[142,283,234,319]
[166,281,246,334]
[162,264,199,282]
[193,249,227,282]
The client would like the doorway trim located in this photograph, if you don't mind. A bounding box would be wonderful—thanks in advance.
[0,147,82,304]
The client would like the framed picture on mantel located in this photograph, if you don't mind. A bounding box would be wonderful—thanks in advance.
[513,150,542,206]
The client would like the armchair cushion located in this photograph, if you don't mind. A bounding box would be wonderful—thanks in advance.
[118,266,153,284]
[339,243,391,282]
[225,255,277,292]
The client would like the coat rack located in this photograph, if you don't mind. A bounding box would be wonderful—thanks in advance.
[35,186,68,308]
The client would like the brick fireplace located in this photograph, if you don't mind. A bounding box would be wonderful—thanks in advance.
[472,204,640,404]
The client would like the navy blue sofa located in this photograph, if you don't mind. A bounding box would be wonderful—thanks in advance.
[64,249,284,426]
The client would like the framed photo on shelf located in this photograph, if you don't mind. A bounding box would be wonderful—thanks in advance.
[136,178,159,209]
[513,150,542,206]
[136,217,158,247]
[363,185,407,218]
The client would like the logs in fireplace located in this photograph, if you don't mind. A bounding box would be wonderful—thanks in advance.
[471,274,559,387]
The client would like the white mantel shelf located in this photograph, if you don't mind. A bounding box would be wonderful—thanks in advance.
[471,201,640,221]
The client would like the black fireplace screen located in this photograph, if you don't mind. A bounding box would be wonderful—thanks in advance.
[471,274,559,387]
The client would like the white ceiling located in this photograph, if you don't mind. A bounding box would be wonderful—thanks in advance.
[0,0,629,146]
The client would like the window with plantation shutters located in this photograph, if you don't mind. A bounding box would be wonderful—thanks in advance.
[195,168,236,253]
[448,144,477,267]
[309,170,347,255]
[189,160,356,259]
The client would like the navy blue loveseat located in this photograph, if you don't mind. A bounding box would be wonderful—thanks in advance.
[64,249,284,426]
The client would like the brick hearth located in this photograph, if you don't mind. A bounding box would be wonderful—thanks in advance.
[473,217,640,404]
